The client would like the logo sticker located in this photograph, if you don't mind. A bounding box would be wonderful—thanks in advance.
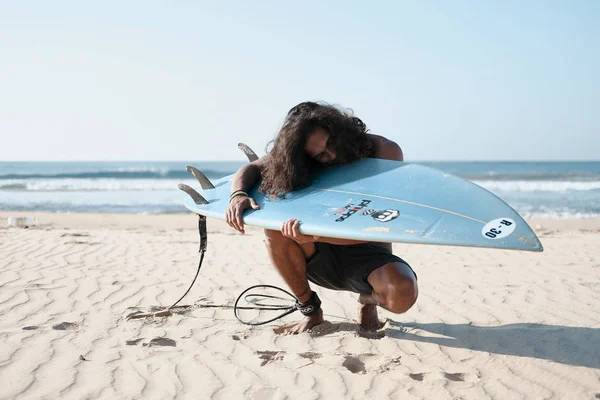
[365,209,400,223]
[334,204,354,215]
[335,199,372,222]
[482,218,516,239]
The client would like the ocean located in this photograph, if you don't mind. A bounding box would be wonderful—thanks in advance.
[1,161,599,219]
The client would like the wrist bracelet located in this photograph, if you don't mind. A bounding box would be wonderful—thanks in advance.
[295,291,322,316]
[229,190,249,203]
[230,190,248,198]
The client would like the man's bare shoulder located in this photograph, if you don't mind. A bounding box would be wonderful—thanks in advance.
[367,134,404,162]
[249,155,267,169]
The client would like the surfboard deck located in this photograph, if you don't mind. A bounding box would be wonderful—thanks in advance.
[182,158,543,252]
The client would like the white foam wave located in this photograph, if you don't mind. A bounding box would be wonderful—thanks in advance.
[519,211,600,219]
[0,179,197,192]
[474,180,600,192]
[114,166,171,176]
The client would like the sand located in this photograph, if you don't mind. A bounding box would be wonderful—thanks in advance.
[0,212,599,399]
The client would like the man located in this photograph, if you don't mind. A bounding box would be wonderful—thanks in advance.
[226,102,418,334]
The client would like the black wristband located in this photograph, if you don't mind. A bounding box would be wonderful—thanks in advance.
[295,291,321,316]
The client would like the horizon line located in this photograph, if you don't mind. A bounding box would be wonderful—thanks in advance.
[1,159,599,163]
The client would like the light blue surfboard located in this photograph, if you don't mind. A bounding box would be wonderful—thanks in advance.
[181,158,543,252]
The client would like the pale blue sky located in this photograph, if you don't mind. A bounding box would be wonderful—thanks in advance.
[1,1,598,161]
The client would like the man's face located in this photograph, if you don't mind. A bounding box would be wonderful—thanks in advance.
[304,127,337,164]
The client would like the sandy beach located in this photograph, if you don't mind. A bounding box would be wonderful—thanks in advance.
[0,211,599,399]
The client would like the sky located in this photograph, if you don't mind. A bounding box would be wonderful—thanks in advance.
[0,1,598,162]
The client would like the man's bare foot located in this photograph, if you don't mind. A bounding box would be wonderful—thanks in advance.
[358,293,383,331]
[273,310,324,335]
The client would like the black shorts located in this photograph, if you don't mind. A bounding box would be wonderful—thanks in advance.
[305,242,415,294]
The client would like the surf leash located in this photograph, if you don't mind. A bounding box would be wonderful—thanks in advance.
[128,214,316,325]
[130,143,321,324]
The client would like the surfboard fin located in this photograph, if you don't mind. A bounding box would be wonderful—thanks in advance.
[186,166,215,190]
[237,143,259,162]
[178,184,209,205]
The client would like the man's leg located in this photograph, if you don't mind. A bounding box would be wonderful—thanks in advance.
[263,229,323,334]
[359,262,418,330]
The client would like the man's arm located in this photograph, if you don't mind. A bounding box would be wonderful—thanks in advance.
[226,157,265,233]
[369,134,404,162]
[230,157,265,193]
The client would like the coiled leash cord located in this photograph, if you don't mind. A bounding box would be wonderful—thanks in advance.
[233,284,321,326]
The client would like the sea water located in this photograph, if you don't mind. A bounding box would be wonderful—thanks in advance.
[1,161,599,218]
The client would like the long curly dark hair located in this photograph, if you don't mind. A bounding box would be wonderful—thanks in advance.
[260,101,375,198]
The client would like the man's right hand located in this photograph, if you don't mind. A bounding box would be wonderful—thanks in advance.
[225,195,260,234]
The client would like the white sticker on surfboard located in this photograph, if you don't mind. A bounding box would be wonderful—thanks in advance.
[482,218,516,239]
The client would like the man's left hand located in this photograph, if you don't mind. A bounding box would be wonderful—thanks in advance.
[281,219,316,244]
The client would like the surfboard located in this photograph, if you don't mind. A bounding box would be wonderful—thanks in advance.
[180,158,543,252]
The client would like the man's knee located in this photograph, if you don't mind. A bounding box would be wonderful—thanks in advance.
[369,262,418,314]
[384,275,418,314]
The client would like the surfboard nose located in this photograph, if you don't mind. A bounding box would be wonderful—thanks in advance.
[525,230,544,252]
[509,218,543,252]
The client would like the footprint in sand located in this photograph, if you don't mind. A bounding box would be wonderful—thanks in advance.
[52,322,79,330]
[143,337,176,347]
[409,371,470,382]
[341,354,402,374]
[444,372,465,382]
[409,373,424,381]
[342,356,366,374]
[256,350,285,366]
[22,326,39,331]
[298,352,322,360]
